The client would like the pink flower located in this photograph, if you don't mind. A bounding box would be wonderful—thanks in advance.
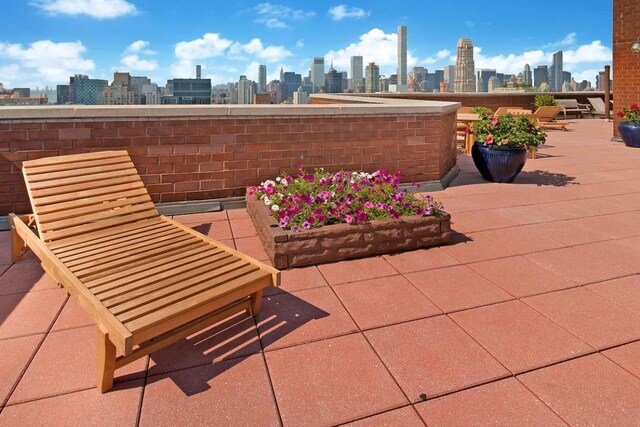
[364,201,374,209]
[345,215,353,224]
[491,117,499,126]
[485,134,494,145]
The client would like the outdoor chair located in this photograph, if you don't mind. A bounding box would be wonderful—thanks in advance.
[587,97,607,118]
[532,106,569,131]
[9,150,280,393]
[556,99,592,119]
[494,107,523,115]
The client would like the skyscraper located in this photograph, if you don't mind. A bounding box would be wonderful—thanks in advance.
[476,69,496,93]
[443,65,455,92]
[397,25,408,89]
[523,64,532,87]
[237,75,252,104]
[311,57,325,93]
[258,65,267,93]
[533,65,548,88]
[455,38,475,92]
[365,62,379,93]
[549,51,563,91]
[350,56,363,91]
[408,66,427,92]
[325,62,343,93]
[196,65,202,79]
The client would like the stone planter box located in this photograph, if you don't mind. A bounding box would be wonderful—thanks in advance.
[246,191,452,269]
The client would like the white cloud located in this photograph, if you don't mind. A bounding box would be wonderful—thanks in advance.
[328,5,369,21]
[464,20,474,27]
[544,32,577,49]
[229,38,293,62]
[324,28,417,75]
[296,39,304,48]
[119,40,157,71]
[0,64,21,86]
[572,69,600,83]
[31,0,137,19]
[253,3,315,28]
[422,49,451,65]
[126,40,155,55]
[121,55,157,71]
[563,40,611,65]
[175,33,233,61]
[0,40,95,84]
[171,33,292,80]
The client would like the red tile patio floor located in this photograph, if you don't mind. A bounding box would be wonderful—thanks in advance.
[2,119,640,426]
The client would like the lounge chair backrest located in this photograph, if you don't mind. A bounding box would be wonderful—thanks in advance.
[21,150,159,244]
[588,97,606,115]
[494,107,522,115]
[556,99,579,108]
[534,106,562,121]
[457,107,475,114]
[507,109,532,115]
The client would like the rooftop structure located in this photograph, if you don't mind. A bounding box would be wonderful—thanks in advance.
[455,38,476,93]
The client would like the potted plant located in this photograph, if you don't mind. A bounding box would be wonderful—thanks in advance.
[534,93,557,107]
[616,103,640,148]
[471,112,547,182]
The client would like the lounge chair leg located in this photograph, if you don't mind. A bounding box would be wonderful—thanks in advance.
[10,223,23,263]
[97,327,116,393]
[250,290,263,316]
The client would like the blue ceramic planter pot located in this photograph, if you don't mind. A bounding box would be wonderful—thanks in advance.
[618,122,640,148]
[471,142,527,183]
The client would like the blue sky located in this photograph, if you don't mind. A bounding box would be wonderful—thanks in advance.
[1,0,613,89]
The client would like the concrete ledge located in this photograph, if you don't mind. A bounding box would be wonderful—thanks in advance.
[0,96,460,120]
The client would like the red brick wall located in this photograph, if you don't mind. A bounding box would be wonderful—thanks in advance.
[0,112,457,215]
[613,0,640,137]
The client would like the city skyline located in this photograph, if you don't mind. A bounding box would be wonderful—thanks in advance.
[1,0,613,89]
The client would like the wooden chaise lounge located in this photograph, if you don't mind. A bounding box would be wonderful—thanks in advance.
[9,151,280,392]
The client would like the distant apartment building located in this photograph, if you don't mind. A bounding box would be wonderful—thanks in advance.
[282,71,302,100]
[395,25,408,91]
[487,76,500,92]
[258,64,267,93]
[350,56,363,91]
[523,64,532,86]
[443,65,455,92]
[379,75,389,92]
[311,57,325,93]
[142,83,160,104]
[549,51,563,91]
[455,38,476,92]
[293,86,309,104]
[476,69,496,93]
[237,75,253,104]
[408,67,427,92]
[562,71,572,85]
[325,63,343,93]
[56,85,69,104]
[533,65,548,88]
[365,62,380,93]
[70,75,108,105]
[161,78,211,104]
[130,76,150,104]
[103,72,136,105]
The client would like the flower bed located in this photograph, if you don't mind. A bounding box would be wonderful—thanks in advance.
[246,170,451,269]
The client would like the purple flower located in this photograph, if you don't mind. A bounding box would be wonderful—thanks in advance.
[345,215,353,224]
[303,221,311,230]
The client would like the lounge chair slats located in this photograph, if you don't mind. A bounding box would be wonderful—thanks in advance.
[10,150,279,392]
[94,250,230,301]
[85,246,216,289]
